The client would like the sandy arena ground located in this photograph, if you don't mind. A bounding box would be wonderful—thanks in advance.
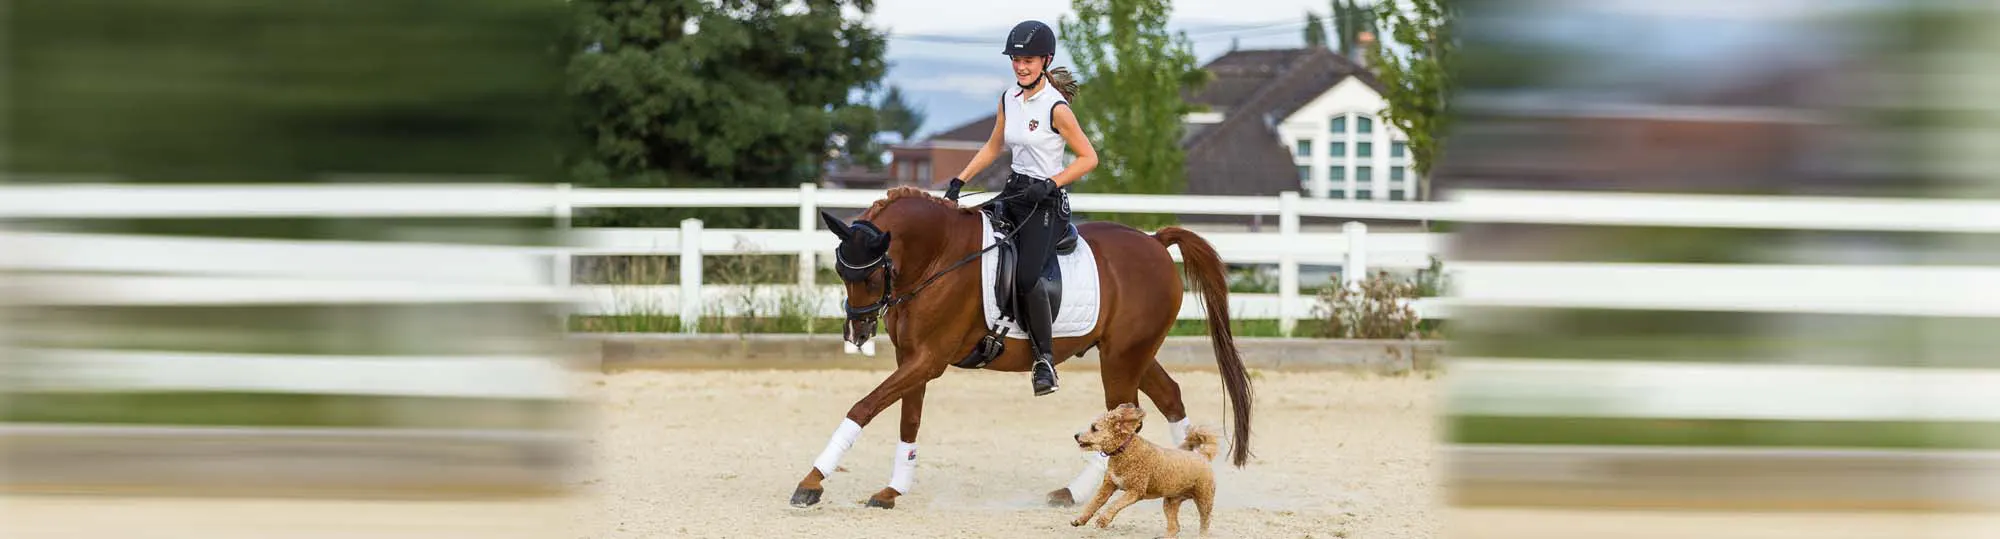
[576,367,1444,539]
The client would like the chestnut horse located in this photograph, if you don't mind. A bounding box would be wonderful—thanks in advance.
[791,186,1252,510]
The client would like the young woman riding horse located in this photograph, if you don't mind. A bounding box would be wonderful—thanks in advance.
[941,19,1092,397]
[792,20,1253,511]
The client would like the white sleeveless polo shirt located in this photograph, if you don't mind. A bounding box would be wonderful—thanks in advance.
[1002,83,1069,180]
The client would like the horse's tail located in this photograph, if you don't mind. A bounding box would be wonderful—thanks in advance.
[1153,227,1254,468]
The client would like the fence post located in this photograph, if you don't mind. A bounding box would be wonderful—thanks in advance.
[551,183,572,289]
[1278,191,1301,337]
[680,219,704,334]
[798,183,818,288]
[797,183,818,336]
[1343,221,1368,288]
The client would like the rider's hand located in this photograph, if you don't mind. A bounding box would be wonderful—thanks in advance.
[1022,180,1057,202]
[943,177,966,201]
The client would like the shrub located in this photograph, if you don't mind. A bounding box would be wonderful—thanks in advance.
[1311,271,1424,340]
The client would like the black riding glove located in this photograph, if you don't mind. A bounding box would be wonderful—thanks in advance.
[1021,180,1058,203]
[943,177,965,201]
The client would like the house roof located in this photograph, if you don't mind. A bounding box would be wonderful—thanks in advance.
[1183,47,1384,200]
[929,113,997,143]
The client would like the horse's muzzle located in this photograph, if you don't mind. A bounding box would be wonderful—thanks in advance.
[843,319,875,347]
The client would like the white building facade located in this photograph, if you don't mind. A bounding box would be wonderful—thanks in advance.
[1275,78,1417,201]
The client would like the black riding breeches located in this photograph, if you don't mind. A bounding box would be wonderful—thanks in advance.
[1000,173,1068,297]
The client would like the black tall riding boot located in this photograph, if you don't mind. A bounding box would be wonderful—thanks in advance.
[1021,282,1059,396]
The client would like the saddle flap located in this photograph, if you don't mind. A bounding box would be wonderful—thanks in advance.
[993,239,1017,318]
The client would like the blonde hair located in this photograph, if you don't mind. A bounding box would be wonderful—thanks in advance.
[1047,65,1079,101]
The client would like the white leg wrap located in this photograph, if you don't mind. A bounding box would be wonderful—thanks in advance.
[812,418,864,477]
[1066,452,1111,500]
[887,441,918,494]
[1170,417,1192,447]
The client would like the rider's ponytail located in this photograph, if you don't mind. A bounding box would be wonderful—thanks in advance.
[1047,65,1079,101]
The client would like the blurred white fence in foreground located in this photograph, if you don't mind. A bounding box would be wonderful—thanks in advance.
[6,182,2000,399]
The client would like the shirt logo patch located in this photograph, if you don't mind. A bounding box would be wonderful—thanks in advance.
[1027,119,1040,132]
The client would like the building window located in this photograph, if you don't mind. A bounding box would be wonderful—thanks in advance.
[1357,116,1374,134]
[1295,139,1312,158]
[1297,166,1310,189]
[1356,142,1374,161]
[917,161,932,185]
[1356,188,1373,200]
[1330,116,1346,135]
[1391,141,1407,158]
[1357,165,1373,183]
[1329,141,1346,159]
[1390,190,1406,201]
[1390,166,1405,181]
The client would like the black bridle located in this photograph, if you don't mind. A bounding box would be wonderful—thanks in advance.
[836,250,898,323]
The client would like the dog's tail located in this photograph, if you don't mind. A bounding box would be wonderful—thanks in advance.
[1180,424,1222,462]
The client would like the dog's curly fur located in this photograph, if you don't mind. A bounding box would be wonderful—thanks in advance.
[1070,403,1219,537]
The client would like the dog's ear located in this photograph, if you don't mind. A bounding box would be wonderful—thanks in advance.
[1114,403,1145,419]
[1115,416,1140,435]
[1112,404,1145,432]
[820,211,851,241]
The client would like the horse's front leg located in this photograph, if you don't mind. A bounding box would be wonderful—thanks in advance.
[790,357,944,508]
[863,382,926,509]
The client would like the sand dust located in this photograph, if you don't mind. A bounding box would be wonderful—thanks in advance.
[576,367,1443,539]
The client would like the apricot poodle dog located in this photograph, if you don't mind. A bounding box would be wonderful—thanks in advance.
[1070,403,1219,538]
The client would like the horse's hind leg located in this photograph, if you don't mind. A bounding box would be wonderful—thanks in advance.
[1048,333,1161,507]
[1138,363,1193,445]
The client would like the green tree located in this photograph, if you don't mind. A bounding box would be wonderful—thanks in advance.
[566,0,887,228]
[1331,0,1379,59]
[1305,13,1330,47]
[1060,0,1209,230]
[1365,0,1454,203]
[7,0,562,184]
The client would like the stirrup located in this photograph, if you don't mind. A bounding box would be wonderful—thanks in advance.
[1031,358,1059,396]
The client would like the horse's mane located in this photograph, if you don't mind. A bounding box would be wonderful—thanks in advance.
[859,186,983,221]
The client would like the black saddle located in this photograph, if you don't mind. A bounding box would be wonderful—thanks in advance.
[954,202,1078,370]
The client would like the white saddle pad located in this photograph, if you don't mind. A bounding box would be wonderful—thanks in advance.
[981,217,1102,339]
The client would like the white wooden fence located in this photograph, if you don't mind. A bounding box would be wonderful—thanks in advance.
[558,184,1448,336]
[0,183,577,405]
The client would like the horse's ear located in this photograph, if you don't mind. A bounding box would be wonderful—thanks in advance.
[820,211,850,241]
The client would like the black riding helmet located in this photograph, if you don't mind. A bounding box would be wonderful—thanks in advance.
[1003,20,1057,57]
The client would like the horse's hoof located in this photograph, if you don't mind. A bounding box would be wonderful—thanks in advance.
[789,487,824,507]
[1046,488,1076,507]
[864,497,895,509]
